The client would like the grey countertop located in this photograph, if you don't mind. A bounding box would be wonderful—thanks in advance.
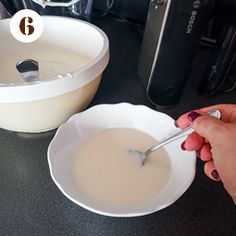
[0,16,236,236]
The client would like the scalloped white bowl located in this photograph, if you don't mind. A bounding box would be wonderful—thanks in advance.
[48,103,196,217]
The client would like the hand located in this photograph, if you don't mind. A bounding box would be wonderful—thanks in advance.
[175,104,236,204]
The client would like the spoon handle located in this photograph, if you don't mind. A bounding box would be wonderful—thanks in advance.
[144,109,221,157]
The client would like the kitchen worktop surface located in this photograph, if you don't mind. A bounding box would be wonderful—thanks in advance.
[0,15,236,236]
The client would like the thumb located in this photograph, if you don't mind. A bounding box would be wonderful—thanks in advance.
[189,113,225,142]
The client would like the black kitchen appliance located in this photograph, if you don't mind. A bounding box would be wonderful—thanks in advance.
[138,0,236,107]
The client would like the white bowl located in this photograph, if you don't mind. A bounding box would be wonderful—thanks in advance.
[48,103,196,217]
[0,16,109,132]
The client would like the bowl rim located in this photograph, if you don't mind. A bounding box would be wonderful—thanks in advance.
[0,16,109,103]
[47,103,196,217]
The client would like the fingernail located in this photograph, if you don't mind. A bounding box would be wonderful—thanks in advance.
[211,170,220,180]
[188,111,201,122]
[196,149,201,157]
[174,120,179,128]
[181,141,186,150]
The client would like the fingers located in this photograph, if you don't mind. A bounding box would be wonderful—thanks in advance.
[195,104,236,122]
[181,132,204,151]
[175,104,236,129]
[175,113,191,129]
[174,104,235,185]
[191,115,226,143]
[177,110,227,143]
[204,160,221,181]
[175,110,204,129]
[197,143,212,161]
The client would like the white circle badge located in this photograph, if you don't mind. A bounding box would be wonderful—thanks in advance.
[10,9,44,43]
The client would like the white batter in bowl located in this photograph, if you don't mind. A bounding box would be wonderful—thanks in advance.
[48,103,196,217]
[0,16,109,132]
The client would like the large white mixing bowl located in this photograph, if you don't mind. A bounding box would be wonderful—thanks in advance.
[0,16,109,132]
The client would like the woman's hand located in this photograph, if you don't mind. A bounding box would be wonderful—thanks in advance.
[175,104,236,204]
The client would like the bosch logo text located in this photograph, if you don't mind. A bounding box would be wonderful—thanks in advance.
[186,0,201,34]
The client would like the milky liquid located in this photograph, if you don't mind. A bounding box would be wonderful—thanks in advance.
[73,128,171,207]
[0,42,92,84]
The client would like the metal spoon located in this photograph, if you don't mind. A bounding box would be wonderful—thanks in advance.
[130,109,221,165]
[16,59,39,82]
